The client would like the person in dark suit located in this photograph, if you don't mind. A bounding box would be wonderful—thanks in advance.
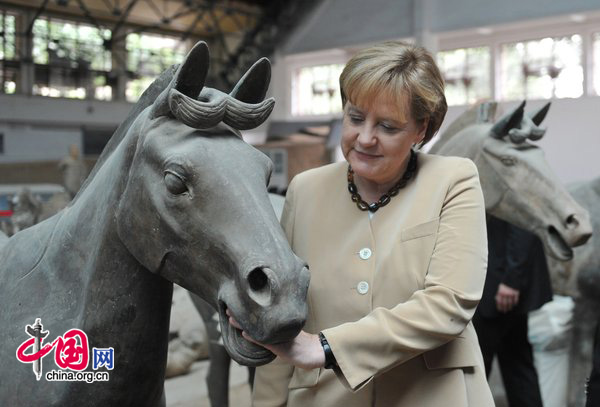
[587,319,600,407]
[474,215,553,407]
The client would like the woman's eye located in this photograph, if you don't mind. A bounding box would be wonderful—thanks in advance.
[349,115,364,124]
[380,123,397,133]
[165,171,188,195]
[500,156,517,166]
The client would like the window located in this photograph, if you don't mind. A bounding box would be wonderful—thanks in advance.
[125,33,187,102]
[0,12,16,61]
[0,11,16,94]
[31,17,112,100]
[291,64,344,116]
[437,46,491,106]
[500,35,583,100]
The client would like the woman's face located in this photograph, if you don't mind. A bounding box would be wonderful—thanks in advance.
[341,96,427,186]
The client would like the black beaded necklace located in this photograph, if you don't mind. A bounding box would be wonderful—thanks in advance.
[347,149,418,213]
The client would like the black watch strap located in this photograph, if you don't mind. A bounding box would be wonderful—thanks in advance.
[318,332,338,369]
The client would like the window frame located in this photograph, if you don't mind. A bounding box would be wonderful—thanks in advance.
[437,13,600,104]
[283,48,349,121]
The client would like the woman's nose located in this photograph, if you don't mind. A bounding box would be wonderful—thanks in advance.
[357,126,376,146]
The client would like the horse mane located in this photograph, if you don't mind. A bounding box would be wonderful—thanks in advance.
[71,65,178,206]
[428,102,498,154]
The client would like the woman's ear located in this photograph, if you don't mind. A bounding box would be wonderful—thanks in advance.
[417,117,429,143]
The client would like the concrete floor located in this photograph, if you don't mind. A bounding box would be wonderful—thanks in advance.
[166,358,508,407]
[165,359,251,407]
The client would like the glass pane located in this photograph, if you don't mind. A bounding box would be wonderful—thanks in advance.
[500,35,582,100]
[32,19,49,64]
[31,17,111,100]
[437,46,491,106]
[125,32,187,102]
[291,64,344,116]
[0,14,16,60]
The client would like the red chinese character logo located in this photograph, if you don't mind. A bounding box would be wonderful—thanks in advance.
[16,321,89,374]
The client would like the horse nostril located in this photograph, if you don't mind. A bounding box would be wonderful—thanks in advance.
[246,268,273,306]
[566,214,579,229]
[248,267,269,292]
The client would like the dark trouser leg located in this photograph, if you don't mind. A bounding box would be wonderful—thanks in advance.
[206,343,231,407]
[473,311,505,377]
[248,367,255,390]
[587,319,600,407]
[496,313,543,407]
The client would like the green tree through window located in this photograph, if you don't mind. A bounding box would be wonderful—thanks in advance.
[125,33,187,102]
[500,35,582,100]
[437,47,491,106]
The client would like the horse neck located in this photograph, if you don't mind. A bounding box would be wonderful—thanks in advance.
[432,126,487,162]
[45,125,174,343]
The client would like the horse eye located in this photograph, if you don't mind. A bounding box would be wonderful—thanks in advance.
[164,172,188,195]
[500,156,517,166]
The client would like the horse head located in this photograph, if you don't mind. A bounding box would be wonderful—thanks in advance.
[432,101,592,260]
[114,42,309,366]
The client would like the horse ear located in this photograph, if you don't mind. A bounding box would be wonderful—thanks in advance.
[151,41,210,118]
[529,102,551,126]
[229,58,271,103]
[173,41,210,98]
[490,100,526,139]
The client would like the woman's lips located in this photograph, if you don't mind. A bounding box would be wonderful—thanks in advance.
[353,149,382,160]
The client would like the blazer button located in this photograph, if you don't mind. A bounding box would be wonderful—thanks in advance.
[357,281,369,295]
[359,248,372,260]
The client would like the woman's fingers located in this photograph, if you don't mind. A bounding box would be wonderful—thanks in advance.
[241,330,266,347]
[225,309,243,330]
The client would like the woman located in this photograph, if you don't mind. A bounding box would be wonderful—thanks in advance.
[230,41,494,406]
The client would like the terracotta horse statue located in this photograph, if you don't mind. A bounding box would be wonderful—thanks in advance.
[0,42,309,406]
[430,100,593,406]
[429,101,592,261]
[547,176,600,407]
[185,193,285,407]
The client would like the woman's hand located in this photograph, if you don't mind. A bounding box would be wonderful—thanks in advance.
[226,309,325,370]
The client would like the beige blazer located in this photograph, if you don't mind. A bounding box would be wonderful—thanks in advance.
[253,153,495,407]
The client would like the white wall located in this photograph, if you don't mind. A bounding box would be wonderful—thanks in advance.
[0,94,133,163]
[0,94,132,127]
[437,97,600,184]
[0,124,81,162]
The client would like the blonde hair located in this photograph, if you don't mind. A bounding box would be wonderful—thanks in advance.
[339,41,447,146]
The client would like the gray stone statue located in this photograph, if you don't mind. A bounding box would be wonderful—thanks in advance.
[166,193,285,406]
[431,101,594,406]
[547,177,600,407]
[7,188,71,235]
[429,101,592,261]
[0,41,309,407]
[9,188,40,234]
